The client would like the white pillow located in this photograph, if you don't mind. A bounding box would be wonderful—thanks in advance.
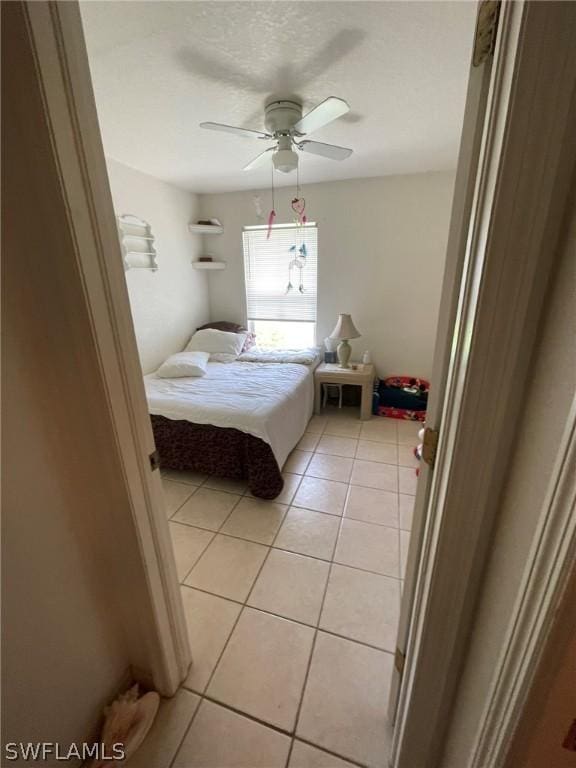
[186,328,247,360]
[156,351,209,378]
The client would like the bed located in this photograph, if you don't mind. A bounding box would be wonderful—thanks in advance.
[146,351,319,499]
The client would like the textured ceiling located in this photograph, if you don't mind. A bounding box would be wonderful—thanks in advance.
[80,1,476,193]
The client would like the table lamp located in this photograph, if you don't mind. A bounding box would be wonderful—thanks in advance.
[329,313,361,368]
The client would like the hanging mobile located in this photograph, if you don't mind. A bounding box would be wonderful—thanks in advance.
[285,164,310,293]
[292,164,307,293]
[291,164,307,225]
[291,196,306,224]
[286,257,304,295]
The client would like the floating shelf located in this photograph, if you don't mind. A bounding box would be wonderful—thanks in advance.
[192,261,226,270]
[188,224,224,235]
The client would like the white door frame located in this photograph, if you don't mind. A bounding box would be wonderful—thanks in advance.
[392,1,576,766]
[388,0,496,729]
[23,0,191,695]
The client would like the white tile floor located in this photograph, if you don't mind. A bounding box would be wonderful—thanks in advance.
[140,409,420,768]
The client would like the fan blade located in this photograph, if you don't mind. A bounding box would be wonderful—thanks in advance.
[243,147,275,171]
[200,122,272,140]
[298,140,353,161]
[293,97,350,135]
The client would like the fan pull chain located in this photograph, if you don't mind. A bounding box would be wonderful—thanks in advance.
[267,161,276,239]
[296,163,300,200]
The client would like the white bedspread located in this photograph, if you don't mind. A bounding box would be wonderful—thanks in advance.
[145,360,315,468]
[238,347,320,365]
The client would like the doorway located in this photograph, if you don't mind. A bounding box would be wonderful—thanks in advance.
[18,2,576,767]
[77,2,477,765]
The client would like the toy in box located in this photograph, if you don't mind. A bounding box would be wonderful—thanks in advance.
[377,376,429,421]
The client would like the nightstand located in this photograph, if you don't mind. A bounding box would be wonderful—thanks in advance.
[314,363,375,421]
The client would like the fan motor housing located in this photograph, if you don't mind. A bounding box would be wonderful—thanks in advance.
[264,100,303,135]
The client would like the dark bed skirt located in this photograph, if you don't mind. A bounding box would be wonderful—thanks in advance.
[150,415,284,500]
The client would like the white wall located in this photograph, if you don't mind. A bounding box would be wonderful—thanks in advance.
[199,172,455,379]
[107,159,210,374]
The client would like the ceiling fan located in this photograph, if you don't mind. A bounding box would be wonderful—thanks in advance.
[200,97,353,173]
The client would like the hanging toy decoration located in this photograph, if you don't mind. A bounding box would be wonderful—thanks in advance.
[267,208,276,239]
[286,246,307,294]
[292,163,307,225]
[291,196,307,225]
[297,242,306,293]
[285,258,295,294]
[286,162,310,293]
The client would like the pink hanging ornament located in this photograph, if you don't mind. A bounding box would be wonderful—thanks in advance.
[267,208,276,239]
[291,197,306,224]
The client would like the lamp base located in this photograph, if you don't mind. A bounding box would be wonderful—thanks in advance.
[337,339,351,368]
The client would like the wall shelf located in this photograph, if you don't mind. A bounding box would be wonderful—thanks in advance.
[117,214,158,271]
[188,224,223,235]
[192,261,226,271]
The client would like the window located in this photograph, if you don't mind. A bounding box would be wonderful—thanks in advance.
[242,223,318,349]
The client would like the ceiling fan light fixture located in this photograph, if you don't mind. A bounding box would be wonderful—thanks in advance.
[200,94,353,173]
[273,148,299,174]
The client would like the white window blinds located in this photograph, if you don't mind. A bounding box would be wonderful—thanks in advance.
[242,223,318,322]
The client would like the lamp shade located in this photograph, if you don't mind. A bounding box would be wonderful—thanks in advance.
[329,313,361,340]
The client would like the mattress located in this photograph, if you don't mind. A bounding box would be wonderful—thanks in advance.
[145,359,316,468]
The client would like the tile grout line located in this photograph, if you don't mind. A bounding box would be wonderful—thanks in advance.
[242,496,294,606]
[176,468,304,584]
[177,489,246,584]
[199,693,297,737]
[295,736,370,768]
[178,530,216,585]
[290,412,402,764]
[189,494,295,695]
[169,492,300,766]
[173,492,412,585]
[167,513,284,768]
[287,463,353,766]
[179,494,291,693]
[168,412,411,767]
[172,492,413,532]
[173,414,329,768]
[164,473,256,521]
[178,581,399,655]
[172,690,372,768]
[175,424,409,587]
[165,481,201,521]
